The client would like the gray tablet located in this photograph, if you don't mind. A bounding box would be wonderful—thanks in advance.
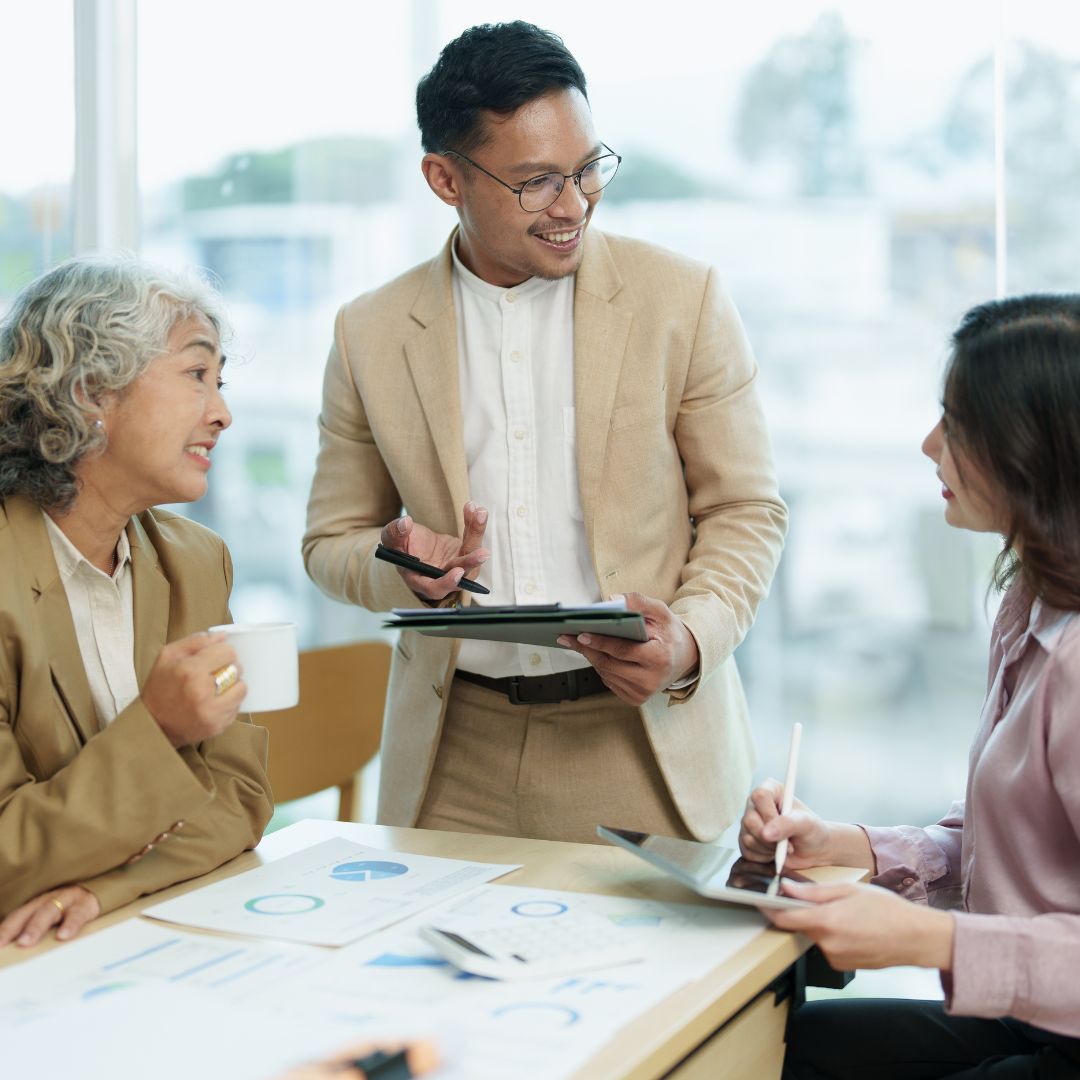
[597,825,814,911]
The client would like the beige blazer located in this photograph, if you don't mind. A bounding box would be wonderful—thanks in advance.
[304,229,787,840]
[0,496,273,915]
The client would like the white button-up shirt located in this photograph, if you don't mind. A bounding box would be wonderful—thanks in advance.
[451,244,598,678]
[43,512,137,726]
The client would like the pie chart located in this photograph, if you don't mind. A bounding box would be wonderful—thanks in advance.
[330,860,409,882]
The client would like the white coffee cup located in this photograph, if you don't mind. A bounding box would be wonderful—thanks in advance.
[208,621,299,712]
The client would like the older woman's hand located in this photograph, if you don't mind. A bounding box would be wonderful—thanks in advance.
[141,632,247,748]
[0,885,101,947]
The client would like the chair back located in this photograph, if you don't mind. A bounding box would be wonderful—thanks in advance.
[253,640,391,821]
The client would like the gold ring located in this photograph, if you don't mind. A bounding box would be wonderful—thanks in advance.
[51,897,65,917]
[212,663,239,696]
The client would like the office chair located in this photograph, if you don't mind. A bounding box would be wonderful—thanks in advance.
[253,640,392,821]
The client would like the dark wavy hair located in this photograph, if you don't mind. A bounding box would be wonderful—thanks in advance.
[416,21,588,155]
[944,294,1080,610]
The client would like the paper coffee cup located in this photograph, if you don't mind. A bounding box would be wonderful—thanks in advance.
[208,621,299,712]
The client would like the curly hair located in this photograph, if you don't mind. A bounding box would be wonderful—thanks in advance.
[944,294,1080,610]
[0,254,229,512]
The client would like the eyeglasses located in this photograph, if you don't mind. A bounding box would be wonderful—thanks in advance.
[442,143,622,212]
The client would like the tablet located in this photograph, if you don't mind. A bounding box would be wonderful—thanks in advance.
[597,825,814,911]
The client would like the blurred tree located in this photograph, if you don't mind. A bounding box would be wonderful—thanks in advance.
[735,11,867,197]
[183,136,397,211]
[601,148,713,203]
[903,41,1080,291]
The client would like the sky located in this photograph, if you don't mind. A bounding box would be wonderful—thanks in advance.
[1,0,1077,195]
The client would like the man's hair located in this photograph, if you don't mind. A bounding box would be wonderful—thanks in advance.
[416,21,588,155]
[944,293,1080,609]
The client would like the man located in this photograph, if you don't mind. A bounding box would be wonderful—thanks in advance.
[303,22,786,844]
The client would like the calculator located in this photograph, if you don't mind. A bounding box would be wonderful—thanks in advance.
[419,918,645,980]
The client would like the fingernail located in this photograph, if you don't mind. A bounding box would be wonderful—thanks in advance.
[477,510,487,524]
[17,933,31,946]
[57,928,71,940]
[395,518,407,535]
[557,636,571,647]
[578,634,592,645]
[465,501,475,513]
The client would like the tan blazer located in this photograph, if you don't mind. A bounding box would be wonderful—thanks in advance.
[0,496,273,916]
[304,229,787,840]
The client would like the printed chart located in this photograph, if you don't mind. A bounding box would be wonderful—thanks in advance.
[142,837,519,946]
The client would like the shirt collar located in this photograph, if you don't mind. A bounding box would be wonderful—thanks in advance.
[1029,595,1077,652]
[42,511,132,583]
[450,235,564,304]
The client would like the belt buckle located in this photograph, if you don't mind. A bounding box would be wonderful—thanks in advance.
[565,669,580,702]
[507,677,530,705]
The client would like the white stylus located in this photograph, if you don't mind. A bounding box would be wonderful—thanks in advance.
[773,722,803,879]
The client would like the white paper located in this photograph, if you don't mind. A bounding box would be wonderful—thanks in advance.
[280,884,767,1080]
[142,837,520,946]
[390,598,628,616]
[0,884,768,1080]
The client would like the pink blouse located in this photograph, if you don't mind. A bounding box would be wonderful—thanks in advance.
[862,581,1080,1038]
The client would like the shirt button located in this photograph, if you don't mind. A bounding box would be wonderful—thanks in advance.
[514,428,526,440]
[505,292,516,304]
[509,351,521,363]
[525,582,538,595]
[516,505,527,518]
[529,654,542,666]
[902,877,916,886]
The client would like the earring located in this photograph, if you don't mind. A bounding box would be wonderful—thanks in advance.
[93,419,104,430]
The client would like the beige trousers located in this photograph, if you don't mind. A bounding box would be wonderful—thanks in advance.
[415,676,690,844]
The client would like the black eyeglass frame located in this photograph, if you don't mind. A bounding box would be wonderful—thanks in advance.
[441,142,622,212]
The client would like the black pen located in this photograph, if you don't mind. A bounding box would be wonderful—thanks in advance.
[375,543,490,595]
[342,1042,440,1078]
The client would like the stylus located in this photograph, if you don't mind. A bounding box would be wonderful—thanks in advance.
[375,543,490,595]
[773,722,803,879]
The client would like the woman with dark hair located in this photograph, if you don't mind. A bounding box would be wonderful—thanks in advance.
[740,295,1080,1077]
[0,255,273,947]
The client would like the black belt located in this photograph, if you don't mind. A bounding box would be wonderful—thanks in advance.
[455,667,609,705]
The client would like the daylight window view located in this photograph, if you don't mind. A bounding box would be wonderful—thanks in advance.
[3,0,1078,928]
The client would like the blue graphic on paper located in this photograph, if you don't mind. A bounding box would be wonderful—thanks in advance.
[365,953,449,969]
[511,900,568,918]
[244,894,325,915]
[554,976,639,995]
[331,860,409,882]
[491,1002,581,1027]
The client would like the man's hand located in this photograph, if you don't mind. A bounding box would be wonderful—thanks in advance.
[141,633,247,748]
[766,881,955,971]
[557,592,699,706]
[379,502,489,602]
[0,885,102,947]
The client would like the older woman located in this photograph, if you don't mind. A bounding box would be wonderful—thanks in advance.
[0,255,273,947]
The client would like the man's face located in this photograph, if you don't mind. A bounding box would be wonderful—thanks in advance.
[449,88,604,287]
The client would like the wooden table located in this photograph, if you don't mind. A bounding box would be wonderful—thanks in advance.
[0,820,862,1079]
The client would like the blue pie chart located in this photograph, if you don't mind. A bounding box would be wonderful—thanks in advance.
[331,860,409,882]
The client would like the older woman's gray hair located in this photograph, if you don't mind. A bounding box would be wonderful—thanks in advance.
[0,254,229,512]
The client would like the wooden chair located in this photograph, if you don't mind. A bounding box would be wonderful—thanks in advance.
[253,641,391,821]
